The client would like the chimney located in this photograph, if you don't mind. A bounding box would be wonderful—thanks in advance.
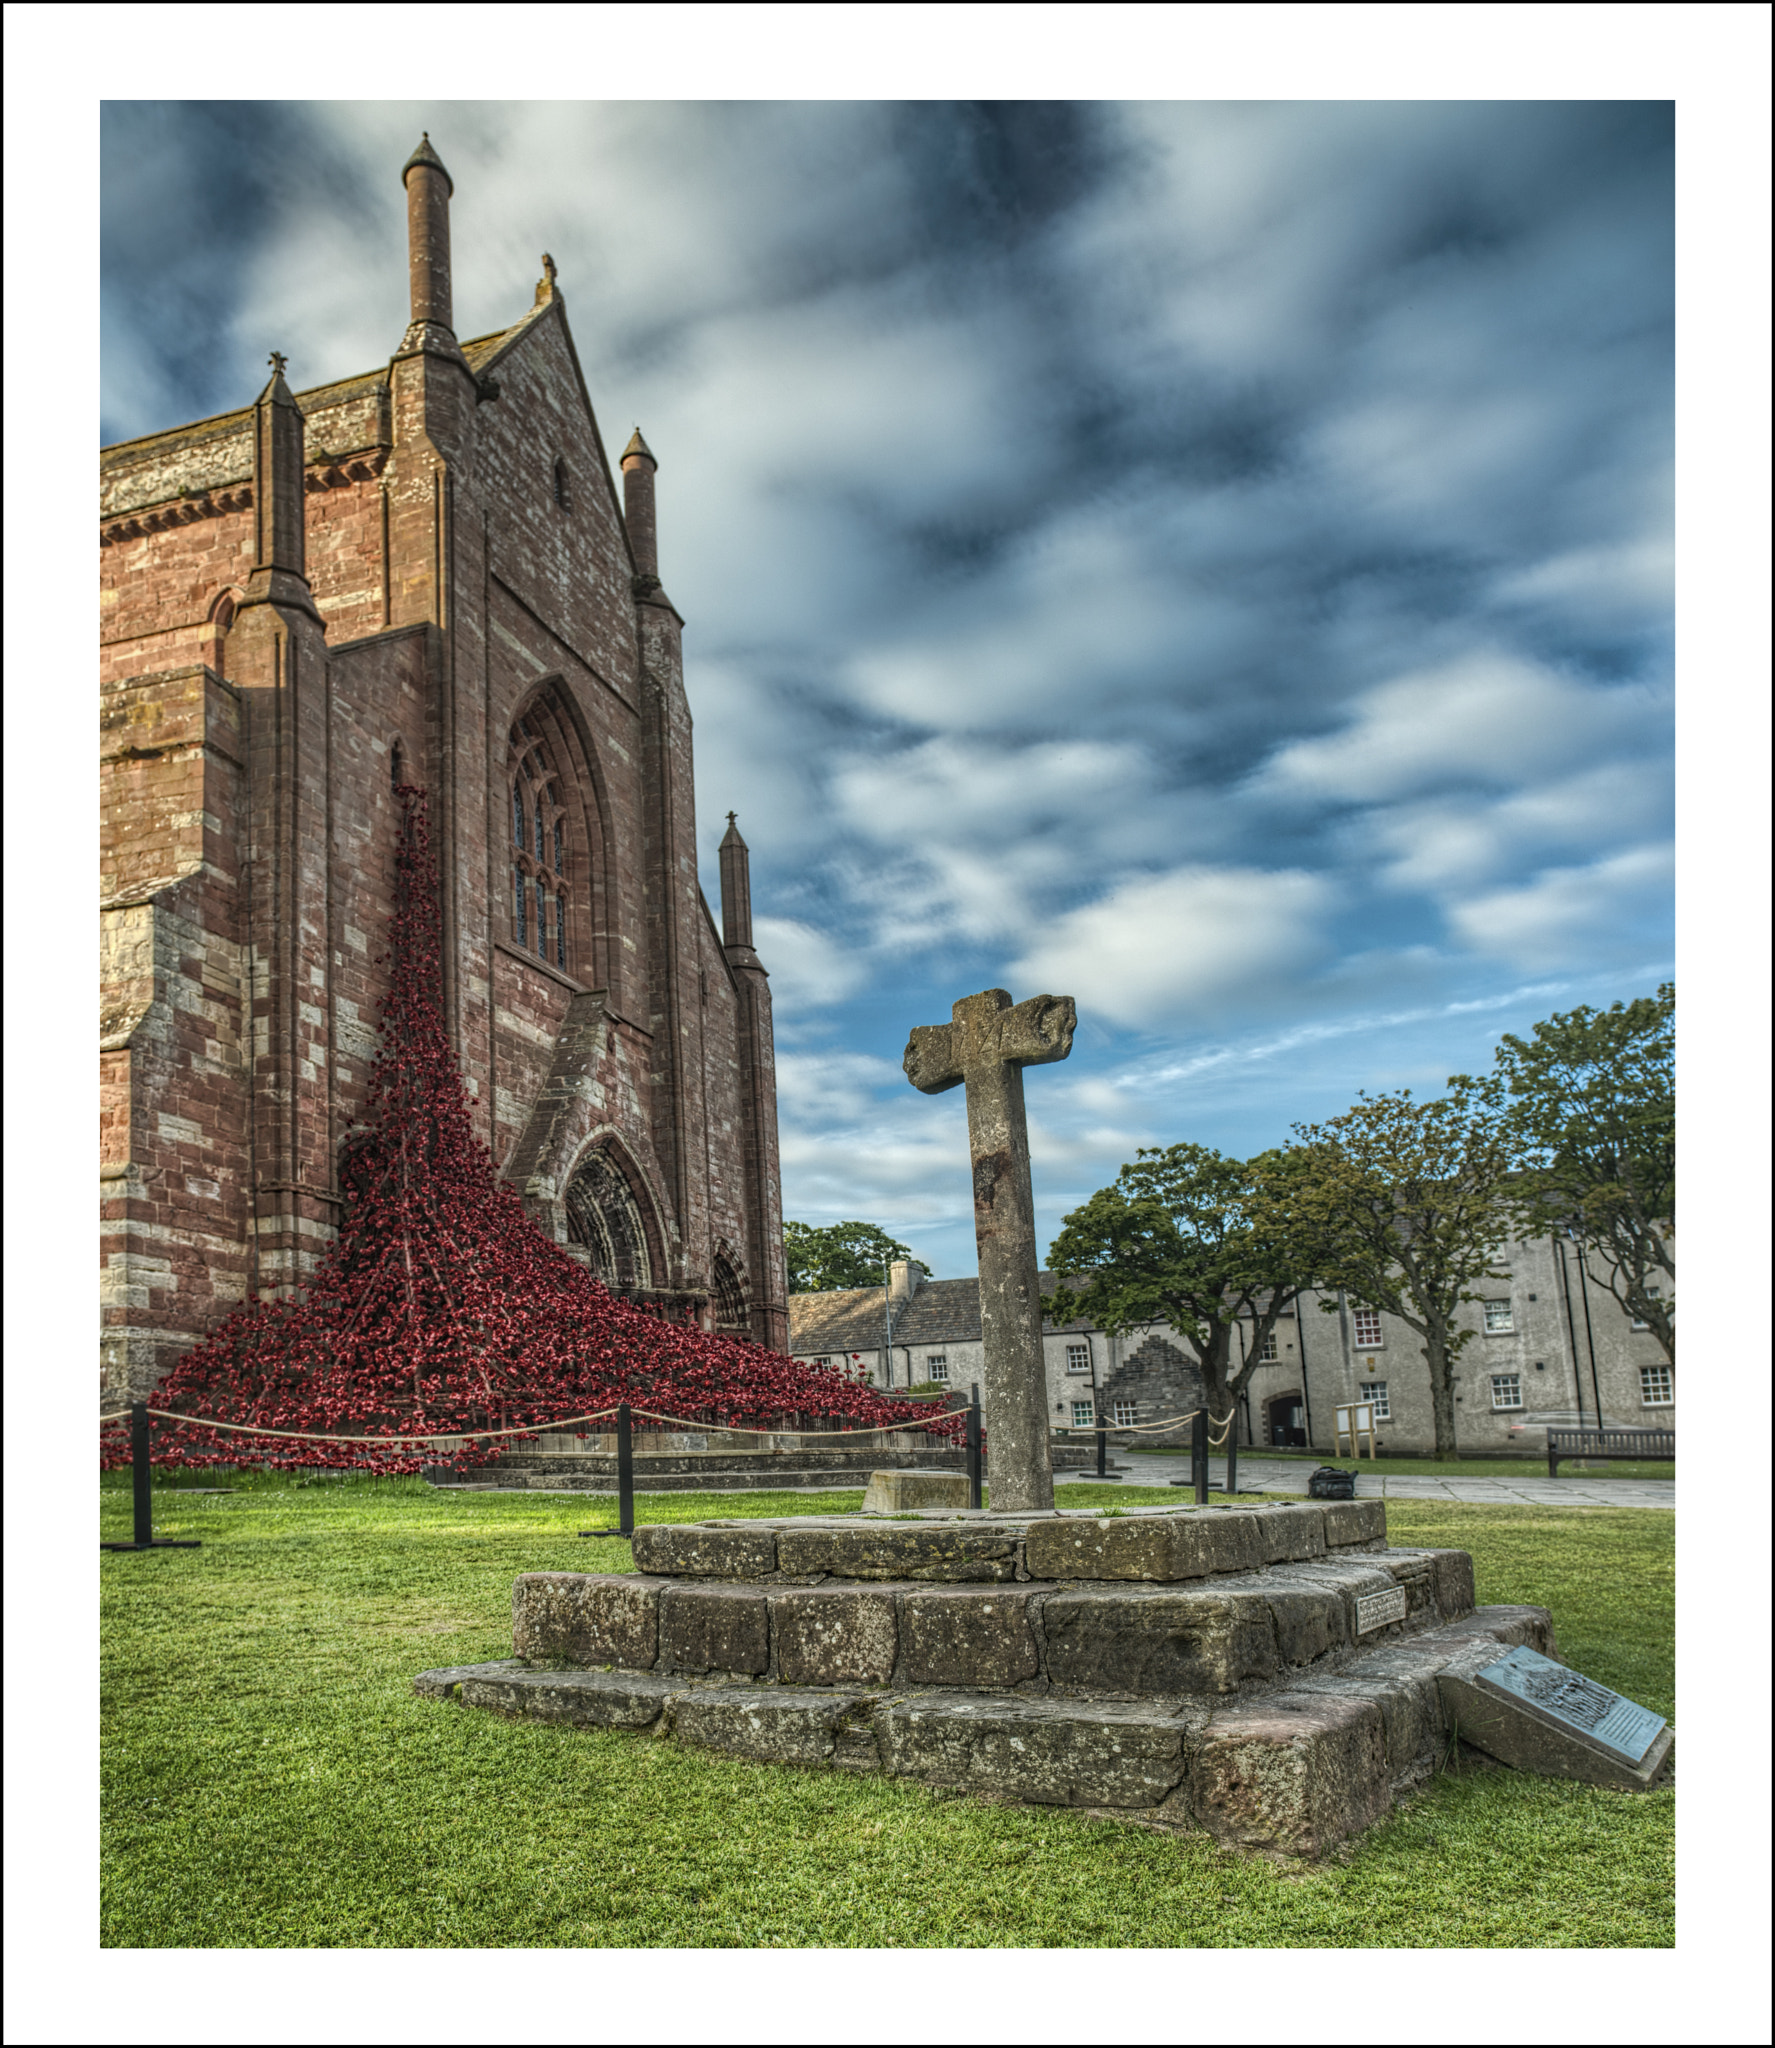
[889,1260,923,1304]
[718,812,753,951]
[621,428,659,587]
[402,132,455,342]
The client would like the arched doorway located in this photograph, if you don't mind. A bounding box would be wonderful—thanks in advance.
[563,1146,653,1291]
[1266,1391,1306,1448]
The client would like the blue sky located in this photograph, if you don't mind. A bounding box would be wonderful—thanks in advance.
[100,101,1675,1278]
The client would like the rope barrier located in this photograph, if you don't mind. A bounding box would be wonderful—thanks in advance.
[101,1402,966,1451]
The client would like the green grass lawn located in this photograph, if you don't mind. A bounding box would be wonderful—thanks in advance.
[100,1473,1673,1949]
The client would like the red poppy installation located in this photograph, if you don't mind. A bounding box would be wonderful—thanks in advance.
[101,786,957,1475]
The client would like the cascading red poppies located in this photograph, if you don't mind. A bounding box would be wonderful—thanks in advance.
[101,786,959,1475]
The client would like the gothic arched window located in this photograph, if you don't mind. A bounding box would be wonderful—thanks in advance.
[507,715,570,972]
[712,1248,748,1335]
[565,1147,652,1291]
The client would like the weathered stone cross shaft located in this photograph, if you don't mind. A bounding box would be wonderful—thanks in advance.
[904,989,1076,1512]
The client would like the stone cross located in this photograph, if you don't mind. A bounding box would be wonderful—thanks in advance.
[904,989,1076,1512]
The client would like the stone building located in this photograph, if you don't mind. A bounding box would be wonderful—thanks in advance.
[789,1236,1673,1458]
[789,1262,1207,1440]
[1234,1231,1674,1455]
[100,136,787,1402]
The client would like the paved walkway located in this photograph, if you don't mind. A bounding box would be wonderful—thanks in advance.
[1058,1451,1675,1510]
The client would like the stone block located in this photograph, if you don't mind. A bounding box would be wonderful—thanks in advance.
[901,1587,1040,1686]
[1190,1692,1391,1857]
[1321,1499,1387,1548]
[876,1693,1189,1808]
[658,1583,769,1676]
[777,1524,1019,1583]
[1425,1548,1476,1620]
[458,1665,682,1729]
[672,1686,880,1769]
[770,1586,900,1685]
[1284,1669,1443,1783]
[1265,1585,1348,1666]
[1440,1604,1558,1658]
[511,1572,662,1668]
[861,1469,970,1512]
[1250,1503,1327,1564]
[1024,1509,1263,1585]
[1043,1583,1280,1695]
[412,1659,527,1700]
[1379,1549,1439,1622]
[630,1524,777,1579]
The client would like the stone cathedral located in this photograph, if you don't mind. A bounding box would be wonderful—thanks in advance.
[99,135,788,1402]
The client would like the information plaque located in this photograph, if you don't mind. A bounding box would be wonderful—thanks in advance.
[1475,1644,1666,1764]
[1355,1585,1407,1634]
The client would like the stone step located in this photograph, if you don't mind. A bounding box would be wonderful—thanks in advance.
[415,1604,1557,1858]
[504,1541,1474,1698]
[626,1498,1390,1584]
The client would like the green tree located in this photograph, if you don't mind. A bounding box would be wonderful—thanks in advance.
[1044,1143,1310,1428]
[1287,1087,1516,1459]
[782,1220,929,1295]
[1459,985,1674,1363]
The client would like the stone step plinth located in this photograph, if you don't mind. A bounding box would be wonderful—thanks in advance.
[628,1500,1391,1585]
[416,1605,1558,1859]
[504,1541,1472,1699]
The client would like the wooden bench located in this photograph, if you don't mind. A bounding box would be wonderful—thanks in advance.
[1547,1426,1674,1477]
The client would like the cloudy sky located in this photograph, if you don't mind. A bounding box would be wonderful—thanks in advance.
[101,100,1675,1278]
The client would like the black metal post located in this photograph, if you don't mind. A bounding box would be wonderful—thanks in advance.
[966,1384,983,1509]
[616,1401,634,1535]
[1193,1408,1209,1505]
[1096,1425,1108,1479]
[101,1402,201,1553]
[580,1401,637,1539]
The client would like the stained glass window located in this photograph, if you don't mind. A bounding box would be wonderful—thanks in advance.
[512,787,525,848]
[513,864,526,945]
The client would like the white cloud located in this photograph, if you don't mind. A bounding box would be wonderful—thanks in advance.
[1366,759,1672,893]
[750,917,870,1014]
[1009,865,1337,1029]
[1447,843,1675,968]
[1255,654,1656,805]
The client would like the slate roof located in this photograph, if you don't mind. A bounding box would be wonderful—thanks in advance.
[788,1273,1094,1355]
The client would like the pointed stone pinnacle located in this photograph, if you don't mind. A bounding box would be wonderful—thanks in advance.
[621,428,656,469]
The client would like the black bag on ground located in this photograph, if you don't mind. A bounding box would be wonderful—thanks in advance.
[1308,1466,1357,1500]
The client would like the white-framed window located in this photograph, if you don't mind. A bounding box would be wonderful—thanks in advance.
[1631,1282,1662,1332]
[1258,1332,1278,1362]
[926,1355,949,1383]
[1071,1401,1097,1428]
[1640,1364,1673,1407]
[1113,1401,1138,1427]
[1359,1379,1390,1420]
[1490,1374,1523,1410]
[811,1356,829,1367]
[1483,1300,1515,1334]
[1352,1307,1383,1350]
[1065,1342,1091,1374]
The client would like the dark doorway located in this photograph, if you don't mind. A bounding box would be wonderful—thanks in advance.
[1266,1393,1306,1448]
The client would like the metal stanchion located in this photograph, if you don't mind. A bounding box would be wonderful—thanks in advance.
[101,1403,202,1553]
[1193,1408,1209,1505]
[1096,1425,1109,1479]
[580,1401,635,1539]
[966,1384,983,1509]
[1226,1423,1239,1497]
